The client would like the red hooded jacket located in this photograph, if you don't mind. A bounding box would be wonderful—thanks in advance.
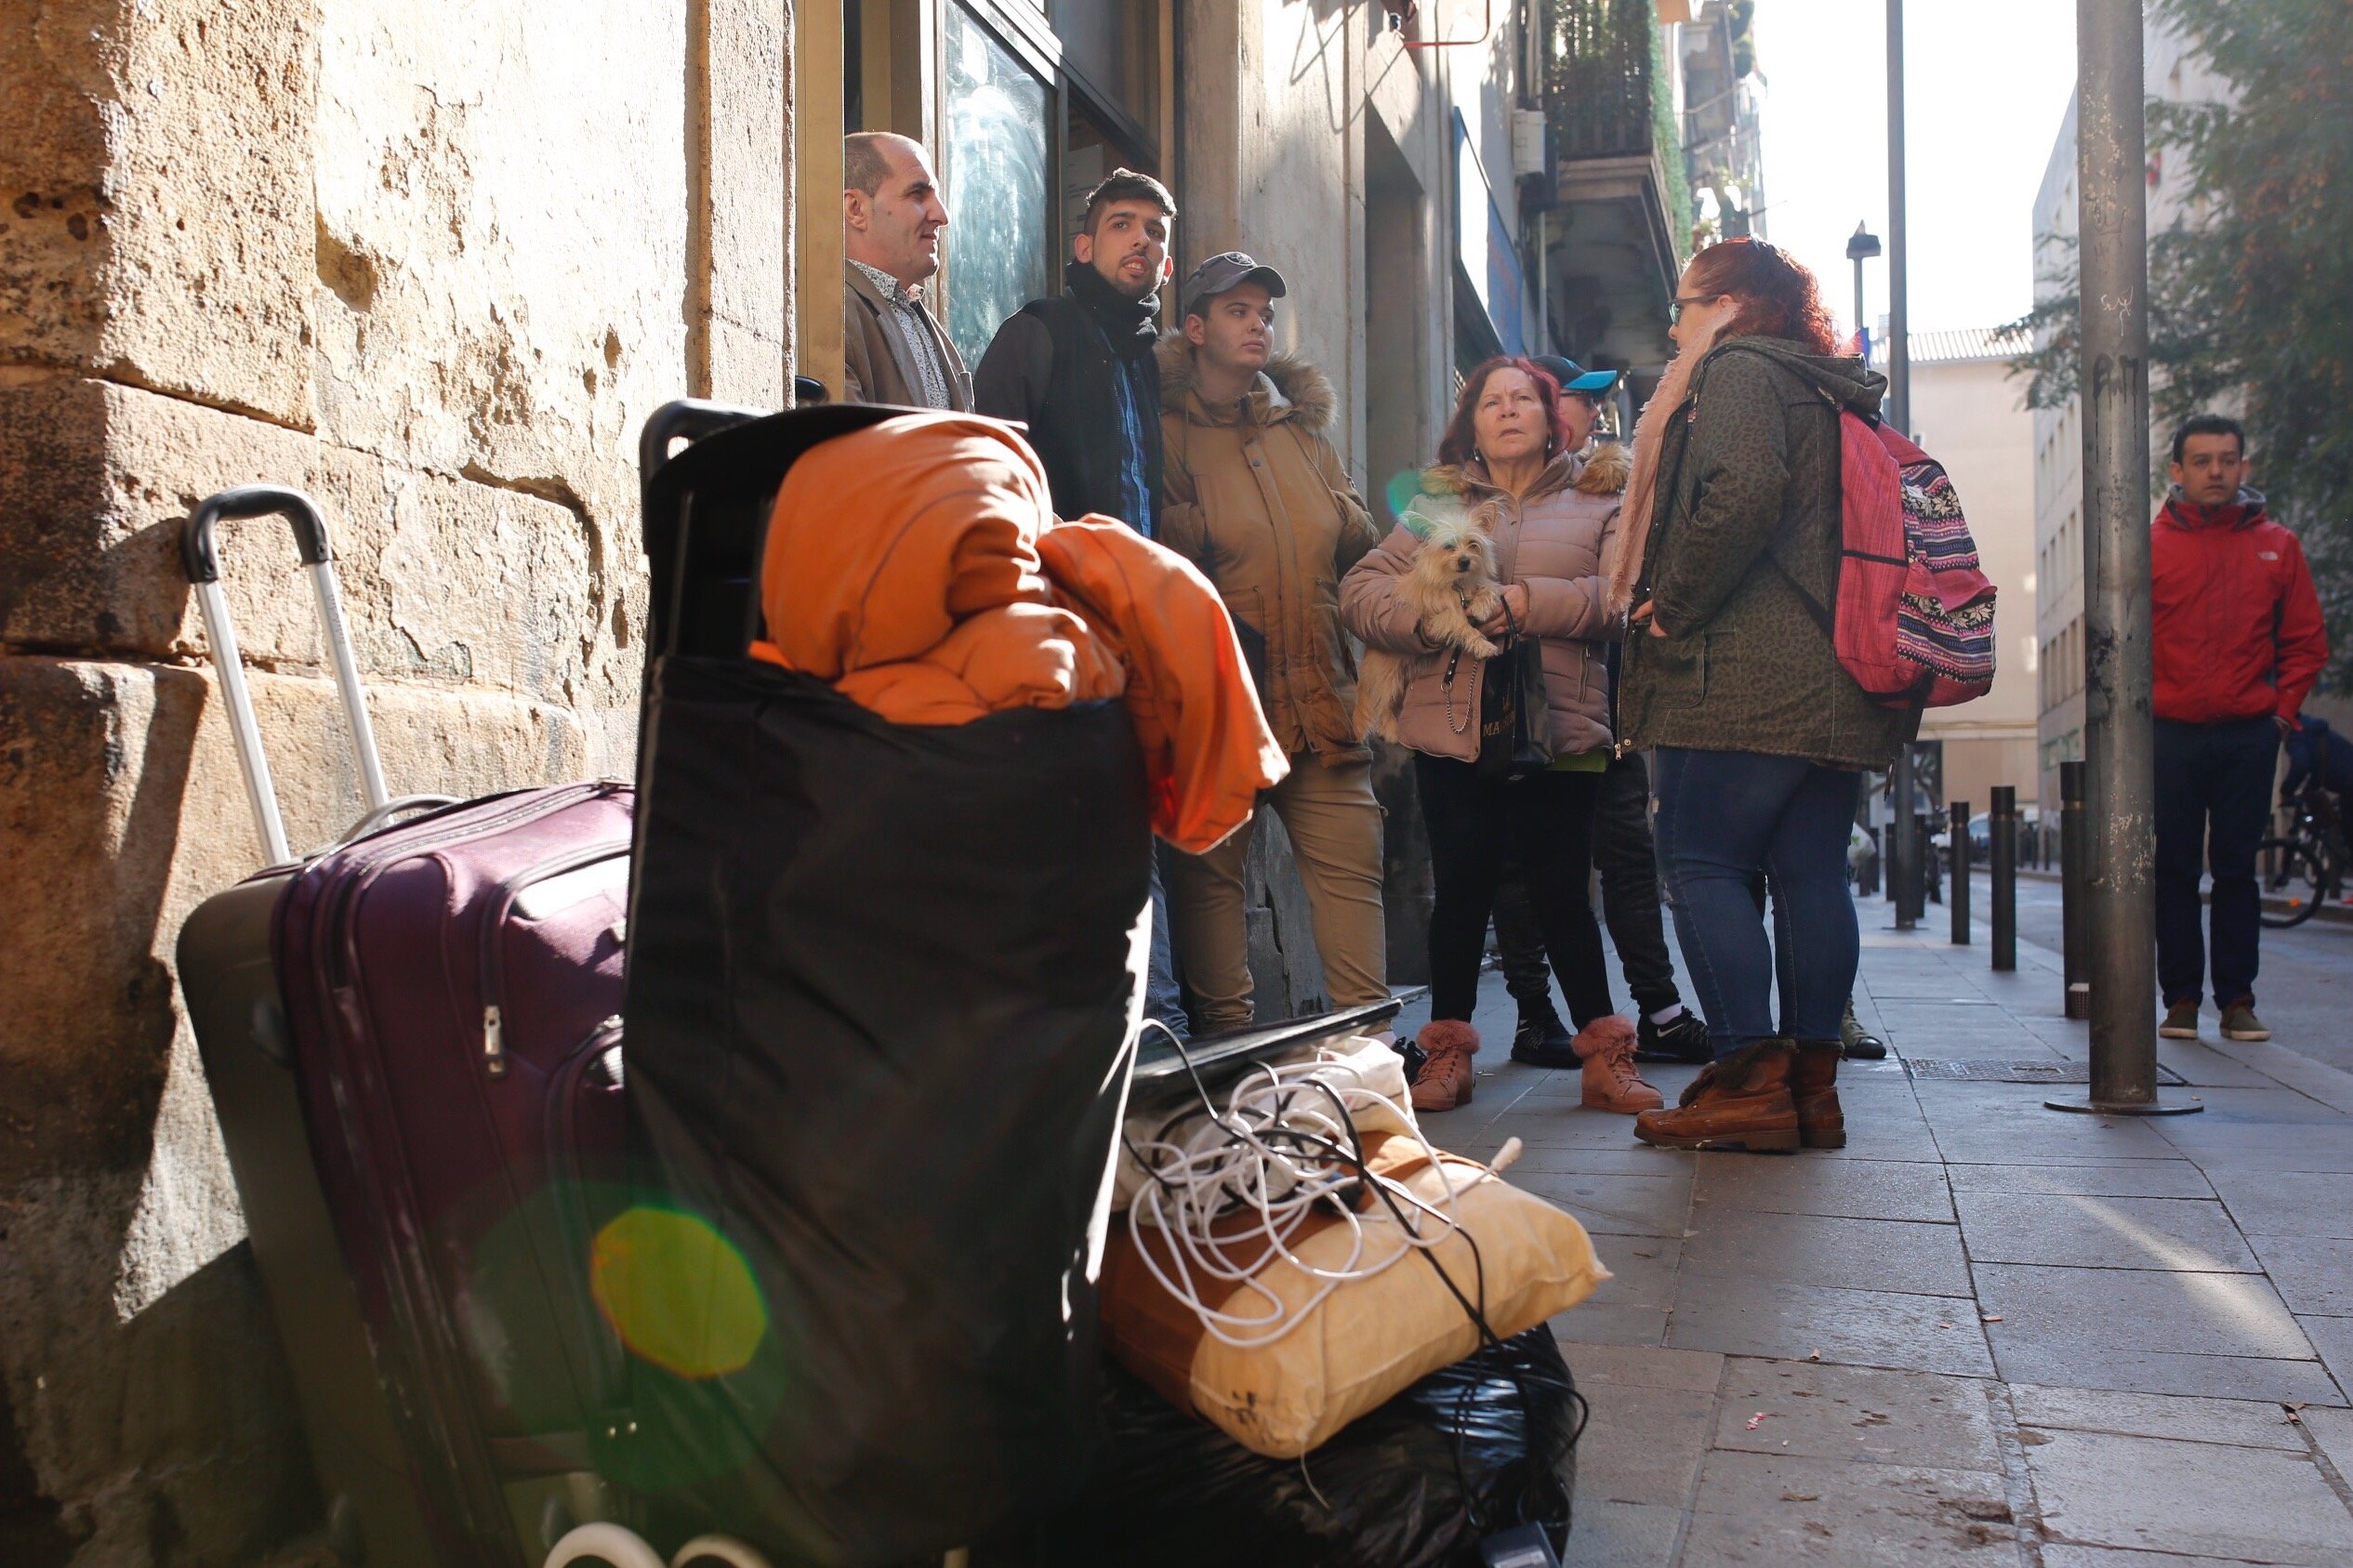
[2149,491,2329,725]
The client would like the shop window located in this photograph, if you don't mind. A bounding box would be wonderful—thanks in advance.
[944,4,1054,367]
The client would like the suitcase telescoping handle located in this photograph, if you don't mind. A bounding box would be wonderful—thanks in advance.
[183,486,392,865]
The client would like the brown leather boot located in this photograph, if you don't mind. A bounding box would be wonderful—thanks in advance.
[1410,1020,1480,1113]
[1791,1040,1845,1150]
[1632,1040,1801,1153]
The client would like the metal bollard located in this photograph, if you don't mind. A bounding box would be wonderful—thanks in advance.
[1989,786,2017,971]
[2060,760,2089,1018]
[1950,800,1971,943]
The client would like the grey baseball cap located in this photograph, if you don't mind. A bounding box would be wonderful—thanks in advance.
[1180,252,1289,316]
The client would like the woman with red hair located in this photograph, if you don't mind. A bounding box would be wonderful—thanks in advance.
[1341,358,1657,1117]
[1608,238,1910,1153]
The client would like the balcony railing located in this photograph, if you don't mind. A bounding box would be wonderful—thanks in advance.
[1539,0,1692,252]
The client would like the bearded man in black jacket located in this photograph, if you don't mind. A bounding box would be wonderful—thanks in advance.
[974,169,1176,538]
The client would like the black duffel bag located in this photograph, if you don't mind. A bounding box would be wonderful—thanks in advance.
[615,404,1152,1565]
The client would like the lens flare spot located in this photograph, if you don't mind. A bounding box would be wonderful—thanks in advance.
[1385,468,1428,520]
[590,1207,766,1379]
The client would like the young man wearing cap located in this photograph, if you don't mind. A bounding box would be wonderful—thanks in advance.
[1155,255,1390,1034]
[973,169,1176,534]
[1490,357,1713,1066]
[973,169,1190,1041]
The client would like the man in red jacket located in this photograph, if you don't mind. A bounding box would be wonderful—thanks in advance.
[2150,415,2330,1043]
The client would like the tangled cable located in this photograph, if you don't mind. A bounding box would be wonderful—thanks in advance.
[1122,1041,1473,1351]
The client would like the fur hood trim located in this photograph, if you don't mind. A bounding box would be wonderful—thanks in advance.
[1420,441,1630,502]
[1156,331,1338,433]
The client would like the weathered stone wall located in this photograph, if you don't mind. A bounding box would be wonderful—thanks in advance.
[0,1,788,1560]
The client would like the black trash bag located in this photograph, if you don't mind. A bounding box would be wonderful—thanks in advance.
[620,655,1152,1566]
[1031,1327,1583,1568]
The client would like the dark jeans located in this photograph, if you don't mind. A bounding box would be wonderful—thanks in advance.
[1418,757,1612,1027]
[1652,747,1860,1058]
[1499,749,1684,1018]
[2154,716,2280,1008]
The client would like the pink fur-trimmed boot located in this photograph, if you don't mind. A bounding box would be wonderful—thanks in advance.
[1573,1016,1663,1114]
[1410,1020,1481,1113]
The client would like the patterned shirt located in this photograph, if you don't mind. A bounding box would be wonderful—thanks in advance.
[850,260,954,410]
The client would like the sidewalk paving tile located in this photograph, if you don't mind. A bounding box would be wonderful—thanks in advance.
[1954,1192,2261,1272]
[1493,1144,1698,1178]
[2303,1402,2353,1481]
[1560,1499,1680,1568]
[2300,1314,2353,1402]
[1514,1170,1691,1238]
[1666,1280,1996,1377]
[1555,1303,1672,1348]
[1676,1452,2016,1563]
[1680,1210,1973,1298]
[2007,1383,2312,1450]
[1989,1342,2344,1405]
[2039,1548,2278,1567]
[1945,1160,2215,1199]
[1712,1360,2002,1469]
[1556,1339,1723,1392]
[1573,1376,1716,1508]
[1692,1155,1954,1223]
[2244,1234,2353,1317]
[2205,1170,2353,1238]
[2023,1427,2353,1563]
[1972,1259,2315,1361]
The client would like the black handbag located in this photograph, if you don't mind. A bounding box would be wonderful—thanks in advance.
[1475,600,1553,780]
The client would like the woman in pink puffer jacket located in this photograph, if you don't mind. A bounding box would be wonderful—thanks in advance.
[1340,357,1659,1116]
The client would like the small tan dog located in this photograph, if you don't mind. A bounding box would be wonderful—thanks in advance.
[1354,511,1505,742]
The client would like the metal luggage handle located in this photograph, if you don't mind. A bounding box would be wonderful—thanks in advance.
[183,486,392,865]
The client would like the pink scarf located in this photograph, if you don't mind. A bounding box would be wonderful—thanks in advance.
[1606,319,1724,614]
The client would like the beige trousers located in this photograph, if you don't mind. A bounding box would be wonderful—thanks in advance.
[1166,754,1389,1034]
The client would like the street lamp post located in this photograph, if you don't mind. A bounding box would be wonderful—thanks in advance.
[2048,0,2200,1117]
[1847,223,1882,368]
[1885,0,1919,931]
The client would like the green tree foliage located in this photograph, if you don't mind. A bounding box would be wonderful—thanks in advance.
[2011,0,2353,689]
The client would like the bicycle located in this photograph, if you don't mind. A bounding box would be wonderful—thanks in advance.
[2258,784,2345,929]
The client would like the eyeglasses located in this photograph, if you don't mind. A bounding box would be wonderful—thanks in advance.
[1669,295,1722,323]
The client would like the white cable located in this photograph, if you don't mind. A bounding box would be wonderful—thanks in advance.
[1124,1052,1479,1351]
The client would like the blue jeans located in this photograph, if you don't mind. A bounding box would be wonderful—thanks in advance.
[2154,716,2279,1008]
[1652,747,1861,1057]
[1145,850,1189,1039]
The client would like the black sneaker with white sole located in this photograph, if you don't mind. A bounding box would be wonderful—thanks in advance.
[1634,1010,1712,1064]
[1511,1002,1580,1068]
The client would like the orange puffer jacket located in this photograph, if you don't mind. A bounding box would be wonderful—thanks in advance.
[751,412,1285,852]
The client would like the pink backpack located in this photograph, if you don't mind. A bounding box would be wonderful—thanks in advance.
[1804,414,1998,709]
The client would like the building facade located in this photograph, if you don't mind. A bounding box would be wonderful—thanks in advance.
[2,3,1698,1559]
[1909,328,2040,819]
[2027,21,2230,819]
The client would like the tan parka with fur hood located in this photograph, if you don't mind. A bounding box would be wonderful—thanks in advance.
[1157,334,1382,763]
[1340,445,1629,762]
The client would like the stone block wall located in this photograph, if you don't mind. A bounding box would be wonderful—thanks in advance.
[0,1,789,1561]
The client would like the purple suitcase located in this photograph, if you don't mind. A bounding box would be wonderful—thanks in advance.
[272,780,637,1563]
[176,488,640,1567]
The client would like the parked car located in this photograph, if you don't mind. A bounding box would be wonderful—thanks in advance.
[1931,806,2043,868]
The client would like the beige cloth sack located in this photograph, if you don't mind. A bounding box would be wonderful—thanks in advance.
[1099,1135,1608,1459]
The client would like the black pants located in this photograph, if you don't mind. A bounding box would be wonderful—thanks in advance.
[2155,716,2279,1008]
[1498,749,1682,1018]
[1421,756,1612,1026]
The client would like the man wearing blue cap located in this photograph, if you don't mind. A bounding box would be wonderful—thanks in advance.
[1491,357,1714,1066]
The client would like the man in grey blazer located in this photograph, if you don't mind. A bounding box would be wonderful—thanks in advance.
[841,132,972,409]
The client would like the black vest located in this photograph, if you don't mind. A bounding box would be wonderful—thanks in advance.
[1015,292,1163,535]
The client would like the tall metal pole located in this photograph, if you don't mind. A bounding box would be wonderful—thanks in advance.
[1886,0,1917,932]
[2050,0,2198,1117]
[1885,2,1910,441]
